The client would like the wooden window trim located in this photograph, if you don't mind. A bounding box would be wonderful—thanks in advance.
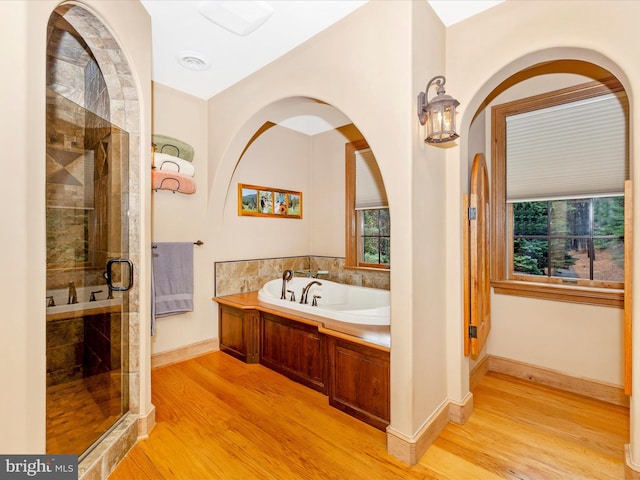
[491,77,625,308]
[345,140,389,270]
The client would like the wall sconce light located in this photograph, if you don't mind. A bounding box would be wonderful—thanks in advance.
[417,75,460,144]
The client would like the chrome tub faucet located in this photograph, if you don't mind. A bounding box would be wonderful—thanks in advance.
[300,280,322,304]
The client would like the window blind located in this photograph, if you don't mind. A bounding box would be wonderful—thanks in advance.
[355,148,388,209]
[506,92,628,202]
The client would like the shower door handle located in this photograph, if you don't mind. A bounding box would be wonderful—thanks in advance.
[105,258,134,291]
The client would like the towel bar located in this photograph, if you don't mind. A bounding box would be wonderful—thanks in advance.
[152,241,203,249]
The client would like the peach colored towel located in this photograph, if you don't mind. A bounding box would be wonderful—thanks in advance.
[152,169,196,195]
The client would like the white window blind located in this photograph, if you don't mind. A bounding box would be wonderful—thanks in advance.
[355,148,388,209]
[506,92,628,202]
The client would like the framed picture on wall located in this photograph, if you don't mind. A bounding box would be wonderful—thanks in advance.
[239,185,259,214]
[238,184,302,219]
[259,190,273,214]
[287,193,301,217]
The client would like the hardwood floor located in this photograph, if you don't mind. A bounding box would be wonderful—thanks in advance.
[108,352,629,479]
[47,371,124,455]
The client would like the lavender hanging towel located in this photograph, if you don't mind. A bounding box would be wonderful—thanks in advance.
[152,242,194,320]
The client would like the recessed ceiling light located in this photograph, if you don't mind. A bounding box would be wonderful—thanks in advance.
[176,51,211,71]
[197,0,274,36]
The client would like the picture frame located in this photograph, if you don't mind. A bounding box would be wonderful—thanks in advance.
[238,183,302,219]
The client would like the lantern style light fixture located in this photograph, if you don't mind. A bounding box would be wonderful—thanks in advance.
[417,75,460,144]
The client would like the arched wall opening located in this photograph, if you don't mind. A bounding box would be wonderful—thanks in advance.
[456,47,632,456]
[209,96,390,292]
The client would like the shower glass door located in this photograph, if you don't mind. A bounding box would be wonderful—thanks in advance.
[45,89,131,458]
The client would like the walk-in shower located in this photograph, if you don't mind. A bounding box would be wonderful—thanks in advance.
[46,10,132,459]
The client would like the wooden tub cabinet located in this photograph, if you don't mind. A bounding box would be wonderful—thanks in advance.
[214,295,390,431]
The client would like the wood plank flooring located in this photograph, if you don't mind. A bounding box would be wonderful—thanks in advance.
[108,352,629,479]
[47,371,124,455]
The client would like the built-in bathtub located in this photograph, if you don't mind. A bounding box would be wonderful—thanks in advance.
[46,286,122,318]
[258,277,390,326]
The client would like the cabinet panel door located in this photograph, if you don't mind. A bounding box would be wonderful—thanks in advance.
[260,313,326,393]
[328,336,389,430]
[219,305,259,363]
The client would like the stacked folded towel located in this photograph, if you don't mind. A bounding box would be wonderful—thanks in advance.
[153,134,194,162]
[155,152,195,177]
[152,169,197,194]
[152,134,197,195]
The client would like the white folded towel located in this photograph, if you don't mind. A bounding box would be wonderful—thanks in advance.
[154,152,196,177]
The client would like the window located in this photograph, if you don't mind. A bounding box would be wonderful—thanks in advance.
[346,140,390,269]
[511,197,624,283]
[491,78,628,306]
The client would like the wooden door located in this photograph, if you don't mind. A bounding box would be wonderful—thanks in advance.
[464,153,491,356]
[624,180,633,395]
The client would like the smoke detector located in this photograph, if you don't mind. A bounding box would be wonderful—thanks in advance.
[197,1,274,36]
[177,51,211,71]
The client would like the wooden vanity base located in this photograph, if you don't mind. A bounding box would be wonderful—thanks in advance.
[215,296,390,430]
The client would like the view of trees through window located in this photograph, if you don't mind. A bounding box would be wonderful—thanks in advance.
[512,196,624,282]
[361,208,390,265]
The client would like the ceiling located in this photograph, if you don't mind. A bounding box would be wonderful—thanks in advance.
[140,0,502,135]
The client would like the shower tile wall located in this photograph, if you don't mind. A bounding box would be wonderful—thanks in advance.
[47,318,84,386]
[46,45,120,386]
[46,45,112,291]
[47,311,121,387]
[214,256,390,297]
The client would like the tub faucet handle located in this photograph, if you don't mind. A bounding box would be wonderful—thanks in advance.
[90,290,103,302]
[311,295,321,307]
[287,289,296,302]
[46,295,55,308]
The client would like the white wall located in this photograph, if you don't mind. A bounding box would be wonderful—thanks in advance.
[410,0,450,430]
[490,296,623,383]
[309,126,363,257]
[150,82,214,355]
[0,0,39,453]
[224,125,312,259]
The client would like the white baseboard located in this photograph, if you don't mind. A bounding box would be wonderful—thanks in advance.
[386,392,473,466]
[151,338,219,369]
[626,444,640,479]
[137,404,156,439]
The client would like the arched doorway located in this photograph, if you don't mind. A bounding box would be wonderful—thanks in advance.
[45,3,142,460]
[214,96,391,287]
[464,56,630,441]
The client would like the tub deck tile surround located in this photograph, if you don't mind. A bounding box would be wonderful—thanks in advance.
[214,256,390,297]
[213,291,390,350]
